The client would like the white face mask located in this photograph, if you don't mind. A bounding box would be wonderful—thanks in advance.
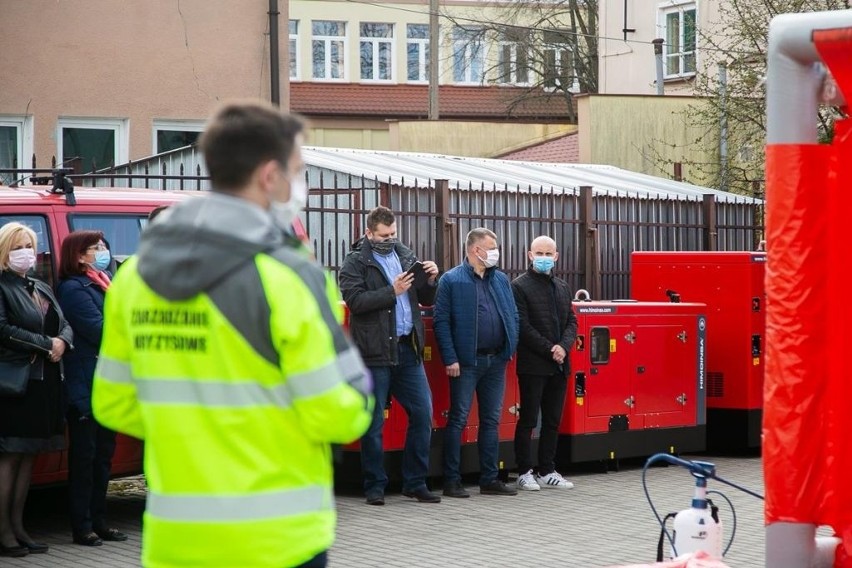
[271,175,308,230]
[8,248,36,273]
[479,248,500,268]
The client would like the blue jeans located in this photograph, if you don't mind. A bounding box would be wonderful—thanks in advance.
[443,355,508,486]
[361,342,434,495]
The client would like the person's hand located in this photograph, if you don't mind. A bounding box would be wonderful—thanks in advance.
[393,272,414,296]
[422,260,439,284]
[551,344,566,364]
[50,337,66,363]
[446,362,460,377]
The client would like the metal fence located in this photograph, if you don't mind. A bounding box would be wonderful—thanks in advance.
[17,154,762,300]
[300,172,762,300]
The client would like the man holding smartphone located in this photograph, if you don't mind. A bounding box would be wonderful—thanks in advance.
[339,206,441,506]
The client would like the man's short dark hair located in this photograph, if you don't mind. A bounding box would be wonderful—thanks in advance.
[466,228,497,250]
[199,101,306,192]
[366,206,396,231]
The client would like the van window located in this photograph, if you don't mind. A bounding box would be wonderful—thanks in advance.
[0,215,55,285]
[68,214,147,263]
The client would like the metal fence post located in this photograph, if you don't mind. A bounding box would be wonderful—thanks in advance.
[579,185,600,299]
[703,194,718,251]
[434,179,456,271]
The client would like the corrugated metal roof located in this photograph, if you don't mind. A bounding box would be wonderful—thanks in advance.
[303,146,760,204]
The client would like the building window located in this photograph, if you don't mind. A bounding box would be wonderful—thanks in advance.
[312,20,346,80]
[542,29,577,91]
[407,24,430,82]
[153,120,205,154]
[0,116,33,185]
[660,3,697,77]
[289,20,299,80]
[360,23,394,81]
[452,26,486,84]
[496,28,531,85]
[57,118,128,174]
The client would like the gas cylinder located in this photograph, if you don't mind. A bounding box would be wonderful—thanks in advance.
[670,477,723,558]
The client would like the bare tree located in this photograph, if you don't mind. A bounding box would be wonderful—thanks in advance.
[440,1,598,123]
[650,0,849,195]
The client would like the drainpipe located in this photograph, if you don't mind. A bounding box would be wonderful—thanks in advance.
[652,38,664,95]
[765,10,852,568]
[269,0,281,106]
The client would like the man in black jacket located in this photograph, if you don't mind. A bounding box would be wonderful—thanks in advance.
[339,206,441,505]
[511,235,578,491]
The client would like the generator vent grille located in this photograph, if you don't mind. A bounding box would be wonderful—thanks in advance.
[707,371,724,398]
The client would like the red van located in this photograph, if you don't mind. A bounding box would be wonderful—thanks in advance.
[0,183,193,485]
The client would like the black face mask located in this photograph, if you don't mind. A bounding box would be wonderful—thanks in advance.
[371,239,397,256]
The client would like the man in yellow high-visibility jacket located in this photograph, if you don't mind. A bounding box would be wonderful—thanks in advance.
[92,102,373,568]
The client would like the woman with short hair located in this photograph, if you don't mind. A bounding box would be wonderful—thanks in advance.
[0,222,73,558]
[57,230,128,547]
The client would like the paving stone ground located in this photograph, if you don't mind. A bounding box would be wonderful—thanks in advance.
[5,453,771,567]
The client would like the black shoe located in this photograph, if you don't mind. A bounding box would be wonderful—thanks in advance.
[95,528,128,542]
[442,481,470,498]
[365,492,385,506]
[0,543,28,557]
[17,539,48,553]
[402,487,442,503]
[480,480,518,496]
[73,532,103,547]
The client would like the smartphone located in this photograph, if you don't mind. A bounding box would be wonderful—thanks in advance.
[405,261,428,287]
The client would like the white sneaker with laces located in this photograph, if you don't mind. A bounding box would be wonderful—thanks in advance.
[517,470,540,491]
[535,471,574,489]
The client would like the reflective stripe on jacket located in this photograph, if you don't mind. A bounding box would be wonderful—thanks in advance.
[93,249,373,568]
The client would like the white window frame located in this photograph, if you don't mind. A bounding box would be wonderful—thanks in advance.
[359,22,394,82]
[452,26,487,85]
[496,32,532,86]
[289,19,300,80]
[406,24,430,84]
[312,20,347,81]
[658,1,697,79]
[541,30,579,92]
[152,119,205,155]
[0,116,34,177]
[57,117,129,172]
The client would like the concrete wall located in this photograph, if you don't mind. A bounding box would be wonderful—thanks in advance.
[392,121,576,157]
[578,94,715,183]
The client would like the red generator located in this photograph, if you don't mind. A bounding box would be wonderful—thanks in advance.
[557,300,707,465]
[336,305,520,484]
[631,251,765,451]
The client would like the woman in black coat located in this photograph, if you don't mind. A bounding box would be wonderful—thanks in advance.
[57,230,128,547]
[0,222,73,558]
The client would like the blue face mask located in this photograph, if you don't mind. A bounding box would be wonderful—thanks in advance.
[532,256,555,273]
[92,250,111,271]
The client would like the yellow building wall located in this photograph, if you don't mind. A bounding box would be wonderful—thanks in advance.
[578,94,716,183]
[306,119,576,157]
[393,122,577,157]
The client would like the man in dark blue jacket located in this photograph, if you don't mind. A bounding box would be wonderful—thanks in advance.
[339,206,441,506]
[434,227,519,498]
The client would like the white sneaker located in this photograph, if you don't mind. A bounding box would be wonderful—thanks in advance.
[517,470,540,491]
[535,471,574,489]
